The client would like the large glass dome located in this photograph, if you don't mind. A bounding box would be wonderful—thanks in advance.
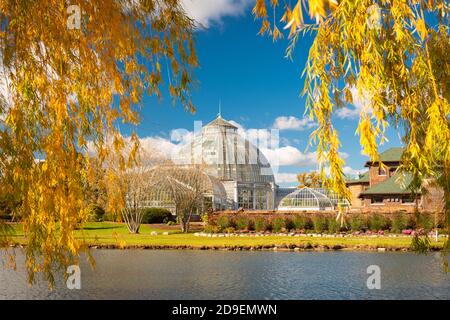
[278,187,349,211]
[174,115,274,184]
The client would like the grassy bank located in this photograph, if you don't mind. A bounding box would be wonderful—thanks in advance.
[4,222,447,251]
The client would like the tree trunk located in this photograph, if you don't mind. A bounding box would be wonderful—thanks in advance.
[181,219,189,233]
[122,208,141,234]
[134,223,140,234]
[181,212,192,233]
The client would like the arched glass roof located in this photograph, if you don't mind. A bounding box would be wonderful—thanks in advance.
[141,166,228,209]
[173,115,274,184]
[278,187,349,211]
[319,188,351,209]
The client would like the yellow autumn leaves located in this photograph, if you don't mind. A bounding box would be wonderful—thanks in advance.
[253,0,339,40]
[0,0,198,284]
[416,18,428,40]
[253,0,450,228]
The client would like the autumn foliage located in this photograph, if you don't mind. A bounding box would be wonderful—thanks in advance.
[0,0,198,283]
[253,1,449,256]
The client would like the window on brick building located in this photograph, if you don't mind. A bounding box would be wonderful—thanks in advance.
[371,197,384,204]
[402,196,415,204]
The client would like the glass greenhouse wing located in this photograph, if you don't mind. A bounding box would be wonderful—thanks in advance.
[278,187,349,211]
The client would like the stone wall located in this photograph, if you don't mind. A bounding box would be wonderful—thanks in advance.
[359,198,417,213]
[348,184,367,208]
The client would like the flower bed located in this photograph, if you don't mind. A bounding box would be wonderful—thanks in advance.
[205,211,446,235]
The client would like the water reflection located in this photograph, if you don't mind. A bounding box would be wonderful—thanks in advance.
[0,250,449,300]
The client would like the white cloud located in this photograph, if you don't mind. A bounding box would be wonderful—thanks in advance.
[260,146,317,168]
[86,118,336,174]
[276,166,366,185]
[139,136,179,159]
[274,172,298,184]
[85,127,193,162]
[340,152,350,159]
[336,86,373,119]
[342,166,367,178]
[170,128,194,144]
[323,165,367,178]
[85,119,349,176]
[229,120,272,145]
[181,0,252,28]
[273,116,316,131]
[228,119,318,169]
[139,128,199,161]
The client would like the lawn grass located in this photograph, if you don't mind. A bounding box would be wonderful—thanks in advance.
[4,222,446,251]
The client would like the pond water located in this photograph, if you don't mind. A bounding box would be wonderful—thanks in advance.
[1,250,449,299]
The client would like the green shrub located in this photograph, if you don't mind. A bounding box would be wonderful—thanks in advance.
[204,225,219,233]
[235,216,251,230]
[293,215,314,230]
[416,213,434,230]
[349,215,367,232]
[368,214,390,231]
[224,226,235,233]
[327,218,340,234]
[405,215,416,230]
[85,204,105,222]
[368,214,381,231]
[265,219,273,231]
[103,211,117,222]
[293,215,306,230]
[271,217,285,233]
[312,215,328,233]
[166,220,175,226]
[217,215,231,231]
[0,213,12,221]
[142,208,174,224]
[201,213,209,224]
[391,213,407,233]
[247,218,255,231]
[254,217,267,232]
[284,217,295,231]
[384,216,392,230]
[304,217,314,230]
[0,198,19,221]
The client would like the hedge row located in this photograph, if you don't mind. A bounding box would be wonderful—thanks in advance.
[85,205,174,224]
[206,212,445,234]
[141,208,174,224]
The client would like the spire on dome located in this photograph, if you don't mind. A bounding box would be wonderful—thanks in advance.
[217,99,222,118]
[205,112,237,129]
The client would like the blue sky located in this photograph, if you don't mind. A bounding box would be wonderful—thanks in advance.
[123,0,403,187]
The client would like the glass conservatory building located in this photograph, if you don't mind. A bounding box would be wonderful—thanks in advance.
[147,115,348,213]
[172,115,276,211]
[277,187,350,211]
[142,171,228,213]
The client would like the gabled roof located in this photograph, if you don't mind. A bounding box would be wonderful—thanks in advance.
[205,115,238,129]
[360,172,416,196]
[365,147,405,167]
[378,147,405,162]
[346,171,370,184]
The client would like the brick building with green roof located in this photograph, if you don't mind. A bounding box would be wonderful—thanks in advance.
[346,147,444,213]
